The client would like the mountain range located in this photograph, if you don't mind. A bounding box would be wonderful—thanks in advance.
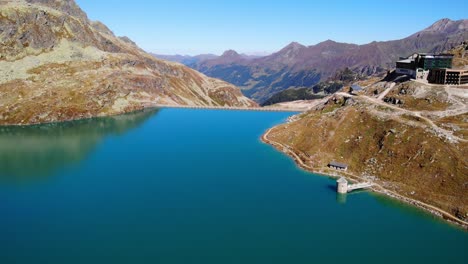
[153,52,261,66]
[157,18,468,103]
[0,0,256,125]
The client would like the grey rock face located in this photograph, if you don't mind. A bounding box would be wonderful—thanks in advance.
[26,0,89,21]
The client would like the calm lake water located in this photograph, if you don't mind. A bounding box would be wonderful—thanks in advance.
[0,108,466,263]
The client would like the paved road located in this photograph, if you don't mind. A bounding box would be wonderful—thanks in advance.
[335,91,467,143]
[377,82,395,100]
[364,94,466,143]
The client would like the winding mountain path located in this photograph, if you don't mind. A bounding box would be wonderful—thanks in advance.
[335,91,467,143]
[377,82,396,100]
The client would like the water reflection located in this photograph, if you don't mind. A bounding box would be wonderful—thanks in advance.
[0,108,159,183]
[336,193,347,204]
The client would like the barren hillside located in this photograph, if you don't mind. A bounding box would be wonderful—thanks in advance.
[265,80,468,222]
[0,0,257,125]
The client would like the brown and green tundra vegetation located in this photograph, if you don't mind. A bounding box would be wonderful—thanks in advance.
[0,0,257,125]
[266,79,468,223]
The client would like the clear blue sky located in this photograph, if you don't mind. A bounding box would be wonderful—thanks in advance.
[76,0,467,55]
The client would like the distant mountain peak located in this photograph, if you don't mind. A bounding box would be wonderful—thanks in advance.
[221,49,241,58]
[438,18,452,22]
[283,42,306,50]
[316,39,348,47]
[426,18,454,30]
[197,49,246,67]
[276,42,306,56]
[422,18,468,34]
[322,39,337,44]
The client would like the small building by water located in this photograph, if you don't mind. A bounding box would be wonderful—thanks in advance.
[336,177,348,194]
[328,161,348,171]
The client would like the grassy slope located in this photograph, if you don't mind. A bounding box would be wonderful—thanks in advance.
[267,84,468,221]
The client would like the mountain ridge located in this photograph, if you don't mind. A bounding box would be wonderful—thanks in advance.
[159,18,467,103]
[0,0,257,125]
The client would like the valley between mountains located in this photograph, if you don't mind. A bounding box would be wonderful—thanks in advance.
[0,0,466,227]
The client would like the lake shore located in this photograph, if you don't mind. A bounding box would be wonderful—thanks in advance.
[0,104,305,127]
[261,126,468,230]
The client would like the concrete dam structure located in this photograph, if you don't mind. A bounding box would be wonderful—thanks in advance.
[336,177,373,194]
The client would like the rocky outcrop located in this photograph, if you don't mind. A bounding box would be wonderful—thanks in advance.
[26,0,89,21]
[0,0,257,125]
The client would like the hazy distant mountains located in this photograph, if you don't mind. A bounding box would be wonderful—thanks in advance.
[153,52,261,67]
[157,18,468,103]
[152,54,218,66]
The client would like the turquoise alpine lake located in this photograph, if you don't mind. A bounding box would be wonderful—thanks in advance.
[0,108,466,263]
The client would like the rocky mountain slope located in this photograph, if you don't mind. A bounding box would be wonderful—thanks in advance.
[264,78,468,223]
[193,44,322,103]
[0,0,257,126]
[261,68,373,106]
[450,42,468,67]
[179,19,468,103]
